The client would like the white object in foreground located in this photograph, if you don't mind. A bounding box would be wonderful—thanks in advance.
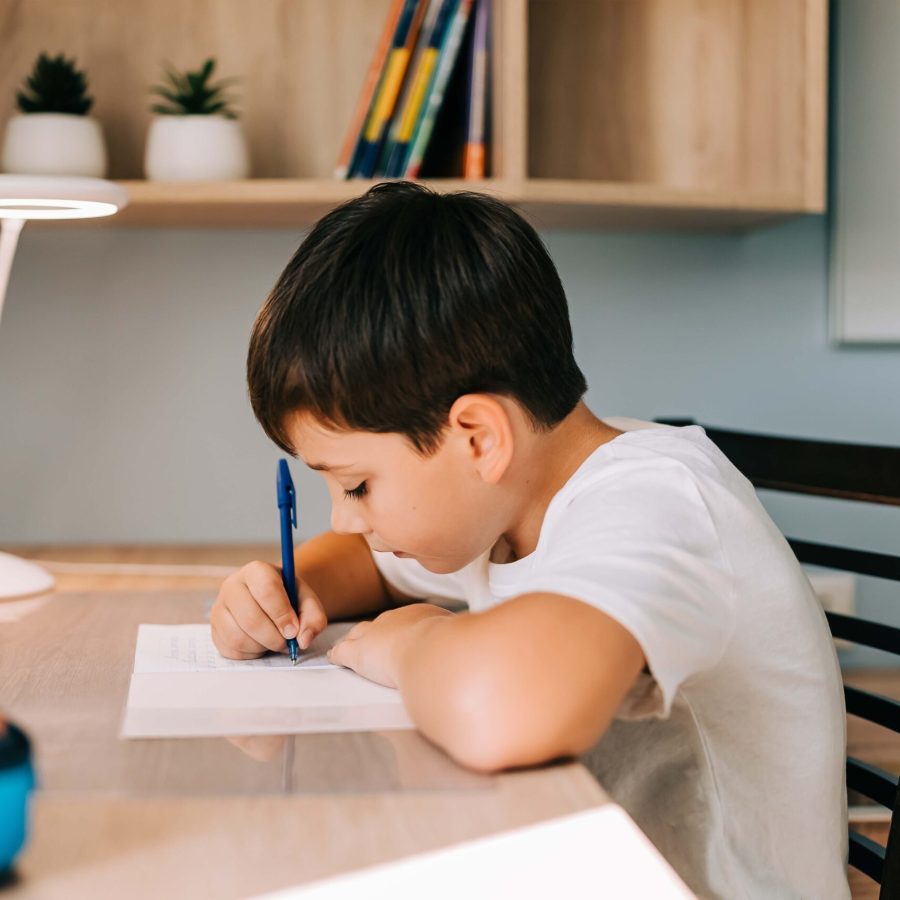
[121,622,414,738]
[0,552,55,602]
[254,805,697,900]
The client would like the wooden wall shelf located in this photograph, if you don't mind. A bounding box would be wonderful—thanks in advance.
[2,0,827,232]
[92,177,808,231]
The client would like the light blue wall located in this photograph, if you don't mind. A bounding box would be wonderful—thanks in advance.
[1,218,898,511]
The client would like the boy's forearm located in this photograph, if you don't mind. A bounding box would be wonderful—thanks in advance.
[393,614,503,770]
[294,531,392,621]
[392,594,644,774]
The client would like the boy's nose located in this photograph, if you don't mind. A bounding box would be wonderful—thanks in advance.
[330,504,368,536]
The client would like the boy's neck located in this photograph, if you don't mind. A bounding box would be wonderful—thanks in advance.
[491,402,623,565]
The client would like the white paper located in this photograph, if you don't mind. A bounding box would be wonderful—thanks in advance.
[121,622,414,739]
[253,805,696,899]
[133,622,355,672]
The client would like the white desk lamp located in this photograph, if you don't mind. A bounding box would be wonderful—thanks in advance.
[0,174,129,600]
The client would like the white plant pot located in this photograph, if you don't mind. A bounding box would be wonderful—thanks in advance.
[2,113,107,178]
[144,115,250,181]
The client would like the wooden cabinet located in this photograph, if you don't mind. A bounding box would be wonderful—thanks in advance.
[0,0,827,230]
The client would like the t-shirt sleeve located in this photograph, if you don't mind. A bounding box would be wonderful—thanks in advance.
[510,460,737,718]
[370,551,468,609]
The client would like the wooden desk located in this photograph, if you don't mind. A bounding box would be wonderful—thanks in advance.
[0,546,608,899]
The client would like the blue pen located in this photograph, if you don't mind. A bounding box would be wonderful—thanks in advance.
[277,459,301,665]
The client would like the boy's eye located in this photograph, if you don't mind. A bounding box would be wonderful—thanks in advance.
[343,481,368,501]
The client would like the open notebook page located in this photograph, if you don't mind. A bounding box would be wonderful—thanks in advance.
[133,622,357,672]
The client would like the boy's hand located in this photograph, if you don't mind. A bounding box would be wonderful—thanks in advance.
[211,561,328,659]
[328,603,454,688]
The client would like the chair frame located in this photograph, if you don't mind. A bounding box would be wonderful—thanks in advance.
[656,418,900,896]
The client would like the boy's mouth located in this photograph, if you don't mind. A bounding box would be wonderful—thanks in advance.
[368,545,411,557]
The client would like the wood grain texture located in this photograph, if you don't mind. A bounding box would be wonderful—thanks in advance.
[0,549,608,898]
[25,176,808,230]
[526,0,826,209]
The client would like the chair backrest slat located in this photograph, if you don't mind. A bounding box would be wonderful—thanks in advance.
[850,831,887,884]
[655,419,900,504]
[845,686,900,734]
[827,612,900,656]
[788,539,900,582]
[847,756,900,810]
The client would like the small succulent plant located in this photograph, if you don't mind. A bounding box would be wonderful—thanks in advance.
[150,58,239,117]
[16,52,94,115]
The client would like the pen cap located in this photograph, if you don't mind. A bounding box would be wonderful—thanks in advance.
[277,459,297,528]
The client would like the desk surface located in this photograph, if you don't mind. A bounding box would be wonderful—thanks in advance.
[0,546,608,899]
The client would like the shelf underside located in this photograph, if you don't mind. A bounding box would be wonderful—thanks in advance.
[57,178,821,231]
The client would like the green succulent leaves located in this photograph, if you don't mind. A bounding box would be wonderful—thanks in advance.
[150,58,239,118]
[17,53,94,115]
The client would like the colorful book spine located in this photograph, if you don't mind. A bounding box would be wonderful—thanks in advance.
[381,0,458,178]
[334,0,406,179]
[463,0,490,178]
[403,0,474,179]
[351,0,429,179]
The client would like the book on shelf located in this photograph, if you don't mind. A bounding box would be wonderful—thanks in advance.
[337,0,490,181]
[462,0,490,178]
[334,0,405,180]
[403,0,474,179]
[348,0,429,179]
[379,0,457,178]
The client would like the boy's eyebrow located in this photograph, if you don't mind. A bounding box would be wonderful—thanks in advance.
[306,461,354,472]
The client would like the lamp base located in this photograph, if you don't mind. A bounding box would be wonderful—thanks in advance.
[0,553,55,601]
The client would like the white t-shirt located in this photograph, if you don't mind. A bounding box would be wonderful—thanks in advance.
[371,417,849,899]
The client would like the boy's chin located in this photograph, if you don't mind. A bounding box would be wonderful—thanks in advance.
[415,554,473,576]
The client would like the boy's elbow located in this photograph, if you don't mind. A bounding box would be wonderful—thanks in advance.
[436,673,582,775]
[442,711,580,775]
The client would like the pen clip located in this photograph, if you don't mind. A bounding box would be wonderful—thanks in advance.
[277,459,298,529]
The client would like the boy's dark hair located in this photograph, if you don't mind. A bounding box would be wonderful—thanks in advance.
[247,181,587,456]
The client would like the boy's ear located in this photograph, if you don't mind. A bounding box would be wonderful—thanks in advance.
[447,394,514,484]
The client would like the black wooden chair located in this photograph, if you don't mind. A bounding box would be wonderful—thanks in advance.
[655,418,900,897]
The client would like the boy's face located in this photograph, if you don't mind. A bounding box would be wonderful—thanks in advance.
[287,411,509,574]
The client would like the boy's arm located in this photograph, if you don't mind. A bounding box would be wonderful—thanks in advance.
[295,531,416,620]
[391,592,645,772]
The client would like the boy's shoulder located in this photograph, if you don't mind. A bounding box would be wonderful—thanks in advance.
[561,417,741,503]
[536,416,755,562]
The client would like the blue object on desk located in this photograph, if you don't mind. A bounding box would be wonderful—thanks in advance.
[0,719,35,879]
[277,458,300,665]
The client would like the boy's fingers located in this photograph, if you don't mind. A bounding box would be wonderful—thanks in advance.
[344,620,372,641]
[297,584,328,648]
[243,562,300,640]
[215,607,268,660]
[328,639,355,669]
[225,593,286,654]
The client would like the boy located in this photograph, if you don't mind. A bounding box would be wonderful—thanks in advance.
[212,182,848,899]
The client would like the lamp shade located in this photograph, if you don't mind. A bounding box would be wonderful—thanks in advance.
[0,174,128,219]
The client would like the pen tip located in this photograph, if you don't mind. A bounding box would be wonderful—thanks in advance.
[292,657,298,666]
